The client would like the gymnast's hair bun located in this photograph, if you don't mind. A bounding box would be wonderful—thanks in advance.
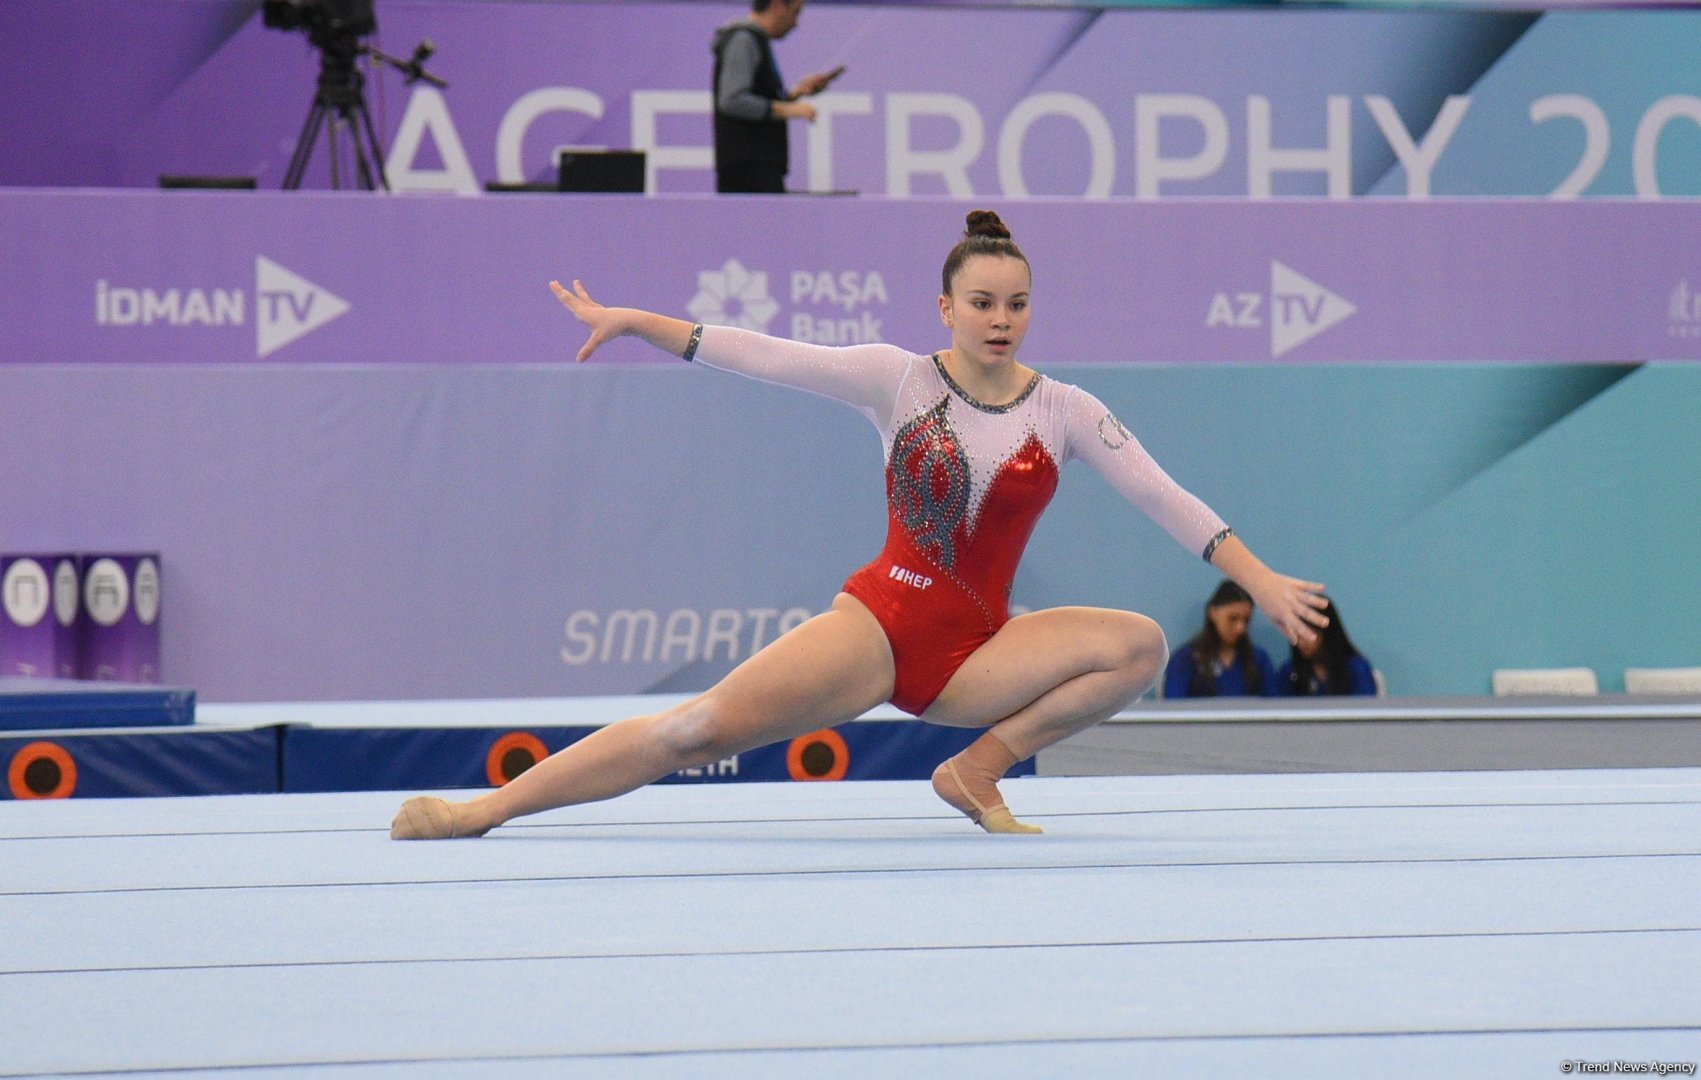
[964,210,1012,240]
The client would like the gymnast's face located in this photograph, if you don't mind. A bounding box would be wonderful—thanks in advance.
[1208,600,1252,647]
[940,254,1031,367]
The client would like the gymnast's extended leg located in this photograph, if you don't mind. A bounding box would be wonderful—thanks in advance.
[921,607,1168,833]
[391,594,896,839]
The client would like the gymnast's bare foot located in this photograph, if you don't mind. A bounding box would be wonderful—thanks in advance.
[389,796,493,840]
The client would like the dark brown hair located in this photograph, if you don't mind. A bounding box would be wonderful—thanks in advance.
[941,210,1029,295]
[1284,598,1367,696]
[1187,580,1263,697]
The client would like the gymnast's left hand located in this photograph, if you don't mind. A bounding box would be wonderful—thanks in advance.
[1254,574,1331,647]
[550,279,626,363]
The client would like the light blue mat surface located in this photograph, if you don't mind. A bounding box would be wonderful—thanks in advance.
[3,769,1698,1077]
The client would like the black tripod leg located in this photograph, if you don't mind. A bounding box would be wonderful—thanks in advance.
[328,116,342,191]
[340,108,369,192]
[352,100,389,191]
[284,102,328,190]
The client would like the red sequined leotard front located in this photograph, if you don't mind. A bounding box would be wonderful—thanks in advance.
[690,326,1227,715]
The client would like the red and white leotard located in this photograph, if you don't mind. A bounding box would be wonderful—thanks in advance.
[690,326,1227,715]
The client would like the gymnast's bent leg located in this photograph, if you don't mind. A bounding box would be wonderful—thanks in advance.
[392,594,896,839]
[921,607,1168,834]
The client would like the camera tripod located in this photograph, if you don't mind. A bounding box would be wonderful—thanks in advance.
[283,32,389,191]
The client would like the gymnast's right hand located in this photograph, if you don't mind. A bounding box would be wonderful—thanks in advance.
[550,279,624,363]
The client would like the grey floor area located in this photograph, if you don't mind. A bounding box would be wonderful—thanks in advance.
[3,768,1699,1078]
[1038,695,1701,776]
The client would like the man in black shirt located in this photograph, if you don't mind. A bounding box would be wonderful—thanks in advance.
[711,0,843,194]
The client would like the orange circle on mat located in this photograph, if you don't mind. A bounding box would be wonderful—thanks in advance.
[486,731,549,787]
[9,741,77,799]
[786,728,849,782]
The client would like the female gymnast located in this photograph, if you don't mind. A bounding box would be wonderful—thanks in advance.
[392,210,1328,839]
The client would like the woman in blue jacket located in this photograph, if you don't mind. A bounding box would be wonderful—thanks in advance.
[1278,597,1376,696]
[1164,580,1277,698]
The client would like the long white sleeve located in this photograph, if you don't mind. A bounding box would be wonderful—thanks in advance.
[690,325,913,430]
[1063,385,1227,558]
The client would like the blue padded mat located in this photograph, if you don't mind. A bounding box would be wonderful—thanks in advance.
[0,676,194,731]
[1,769,1697,1078]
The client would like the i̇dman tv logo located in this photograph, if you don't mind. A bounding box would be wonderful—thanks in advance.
[94,256,350,358]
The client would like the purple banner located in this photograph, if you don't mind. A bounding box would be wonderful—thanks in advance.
[8,4,1701,199]
[2,191,1698,366]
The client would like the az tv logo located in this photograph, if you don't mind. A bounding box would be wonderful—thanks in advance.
[257,256,351,358]
[1207,261,1356,358]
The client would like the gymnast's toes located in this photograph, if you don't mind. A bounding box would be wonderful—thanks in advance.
[390,796,462,840]
[979,807,1044,835]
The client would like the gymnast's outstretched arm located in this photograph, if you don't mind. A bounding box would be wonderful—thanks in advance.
[551,279,695,361]
[550,279,908,426]
[1062,384,1329,646]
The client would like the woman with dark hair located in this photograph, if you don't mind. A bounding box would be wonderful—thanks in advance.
[391,210,1328,839]
[1278,598,1376,696]
[1163,580,1278,698]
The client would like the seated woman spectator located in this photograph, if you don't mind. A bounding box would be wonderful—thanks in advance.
[1163,580,1277,698]
[1278,597,1376,696]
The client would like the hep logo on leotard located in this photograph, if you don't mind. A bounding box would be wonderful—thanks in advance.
[888,565,933,590]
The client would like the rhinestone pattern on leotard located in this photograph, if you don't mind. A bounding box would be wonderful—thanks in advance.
[888,397,972,571]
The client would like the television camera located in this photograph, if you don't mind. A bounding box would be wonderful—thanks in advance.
[264,0,444,190]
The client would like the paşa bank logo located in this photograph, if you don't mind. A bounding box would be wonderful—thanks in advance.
[1207,260,1356,358]
[687,259,779,333]
[94,257,351,358]
[688,258,889,344]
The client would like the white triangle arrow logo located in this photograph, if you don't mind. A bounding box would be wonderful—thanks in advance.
[256,256,351,358]
[1270,261,1355,358]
